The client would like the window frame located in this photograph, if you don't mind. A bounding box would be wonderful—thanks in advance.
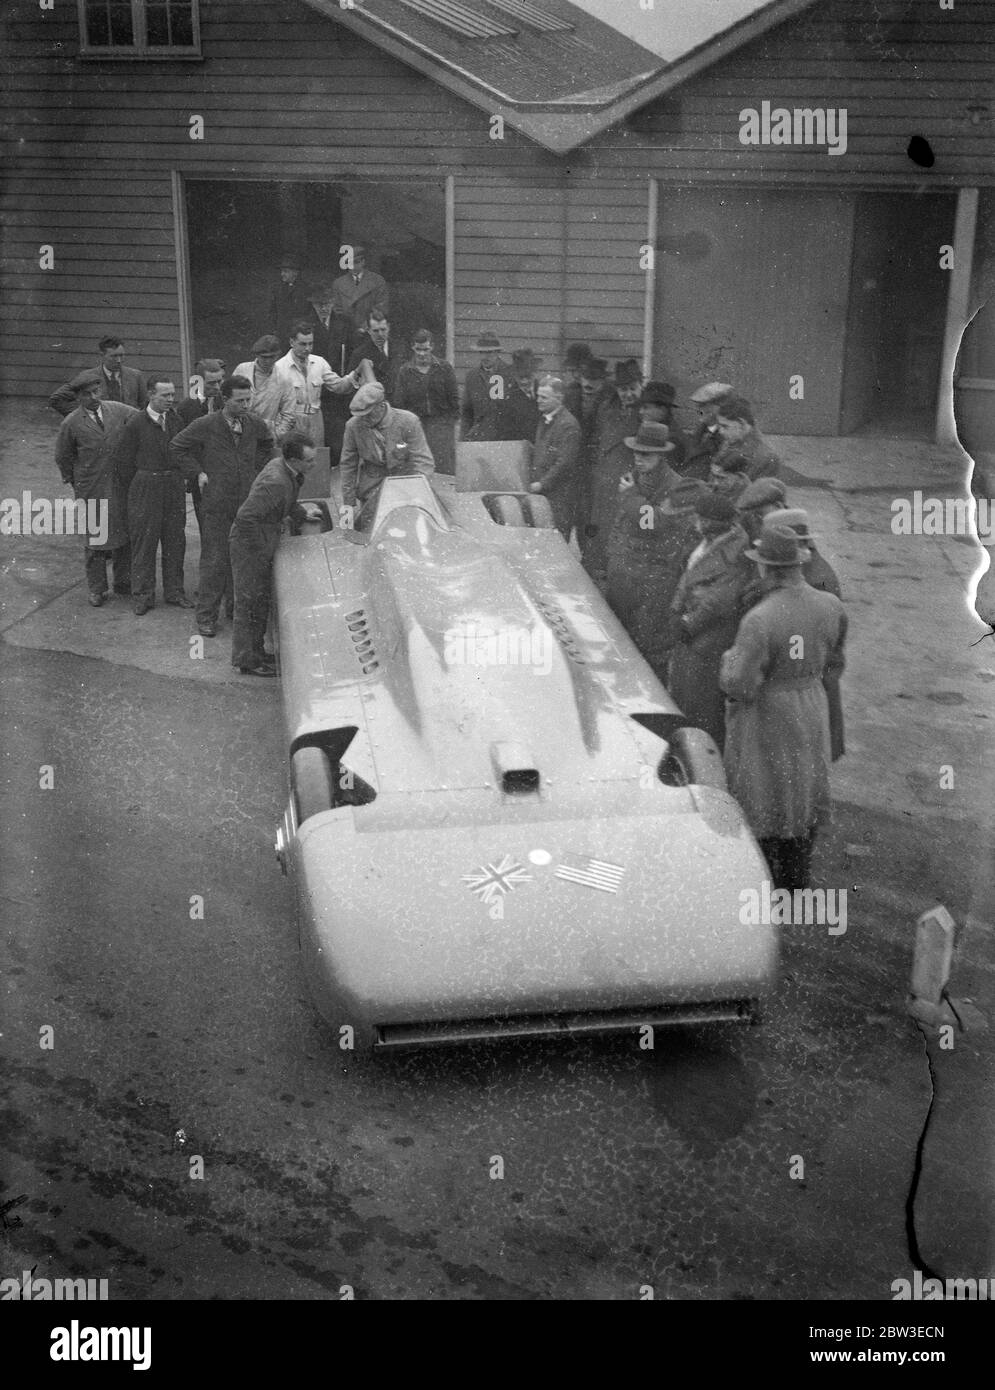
[77,0,202,60]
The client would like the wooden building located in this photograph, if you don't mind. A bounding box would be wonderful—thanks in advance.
[2,0,993,438]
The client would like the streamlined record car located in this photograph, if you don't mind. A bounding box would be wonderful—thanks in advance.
[272,443,777,1053]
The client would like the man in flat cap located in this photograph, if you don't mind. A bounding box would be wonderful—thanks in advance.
[604,424,692,676]
[715,392,782,480]
[54,370,136,606]
[735,476,789,544]
[460,332,511,442]
[720,527,847,890]
[580,358,644,579]
[681,381,732,481]
[496,349,542,443]
[529,375,582,540]
[339,381,435,527]
[269,255,311,347]
[233,336,298,440]
[49,336,148,418]
[666,490,752,751]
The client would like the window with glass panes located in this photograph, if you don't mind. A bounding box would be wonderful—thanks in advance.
[78,0,199,56]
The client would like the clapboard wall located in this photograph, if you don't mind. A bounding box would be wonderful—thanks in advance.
[2,0,994,406]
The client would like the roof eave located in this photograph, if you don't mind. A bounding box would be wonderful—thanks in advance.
[301,0,822,156]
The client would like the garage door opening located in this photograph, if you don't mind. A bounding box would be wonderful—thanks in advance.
[183,178,446,374]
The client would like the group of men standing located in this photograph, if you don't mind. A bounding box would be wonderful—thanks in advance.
[50,327,848,885]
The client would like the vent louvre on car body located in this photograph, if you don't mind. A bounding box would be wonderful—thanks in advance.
[343,608,380,672]
[532,596,586,663]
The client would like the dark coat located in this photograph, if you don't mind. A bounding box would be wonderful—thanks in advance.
[269,280,312,345]
[305,305,358,373]
[49,364,148,417]
[667,526,752,750]
[679,421,722,481]
[394,358,460,474]
[720,579,847,838]
[54,401,136,550]
[461,361,511,441]
[496,381,540,443]
[605,466,693,677]
[230,455,305,557]
[169,411,273,514]
[346,335,401,398]
[580,394,641,573]
[531,406,583,538]
[331,269,389,331]
[112,407,185,493]
[714,428,782,481]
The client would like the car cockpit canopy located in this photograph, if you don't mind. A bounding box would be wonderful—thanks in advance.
[368,473,451,534]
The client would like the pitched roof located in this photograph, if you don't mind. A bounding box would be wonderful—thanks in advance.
[302,0,820,153]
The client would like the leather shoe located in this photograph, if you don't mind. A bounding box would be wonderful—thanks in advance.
[166,595,194,608]
[234,663,277,677]
[133,598,153,616]
[198,623,217,638]
[87,593,106,607]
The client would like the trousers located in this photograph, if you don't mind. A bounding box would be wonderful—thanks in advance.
[128,472,186,602]
[85,543,131,596]
[230,530,276,669]
[197,503,239,626]
[759,828,818,892]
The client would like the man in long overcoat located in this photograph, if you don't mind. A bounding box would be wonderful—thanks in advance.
[580,358,643,578]
[54,370,136,605]
[761,507,845,761]
[604,428,698,680]
[720,527,847,890]
[529,376,582,540]
[666,491,752,750]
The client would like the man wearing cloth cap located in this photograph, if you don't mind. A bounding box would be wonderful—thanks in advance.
[720,527,847,890]
[269,256,311,347]
[604,425,695,678]
[339,382,435,526]
[754,507,845,761]
[735,476,789,544]
[234,336,298,440]
[580,358,643,579]
[54,371,136,606]
[460,332,511,442]
[682,382,732,482]
[666,490,752,751]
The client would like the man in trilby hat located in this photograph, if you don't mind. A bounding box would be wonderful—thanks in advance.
[460,331,511,442]
[720,526,847,890]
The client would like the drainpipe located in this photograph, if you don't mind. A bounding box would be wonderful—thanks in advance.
[643,178,658,379]
[937,186,979,445]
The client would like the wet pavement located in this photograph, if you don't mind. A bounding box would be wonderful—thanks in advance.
[1,402,991,1300]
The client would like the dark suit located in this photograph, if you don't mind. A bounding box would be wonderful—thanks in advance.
[176,394,223,532]
[496,381,540,443]
[171,411,273,628]
[461,361,511,441]
[269,280,311,346]
[112,408,187,606]
[346,336,401,399]
[531,406,582,539]
[49,364,147,417]
[331,270,389,332]
[230,455,306,671]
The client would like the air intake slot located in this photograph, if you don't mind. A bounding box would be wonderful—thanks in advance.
[490,741,540,797]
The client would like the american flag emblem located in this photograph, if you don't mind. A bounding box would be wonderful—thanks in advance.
[461,855,533,905]
[554,855,626,894]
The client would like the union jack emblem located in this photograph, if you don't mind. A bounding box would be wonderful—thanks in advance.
[461,855,533,905]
